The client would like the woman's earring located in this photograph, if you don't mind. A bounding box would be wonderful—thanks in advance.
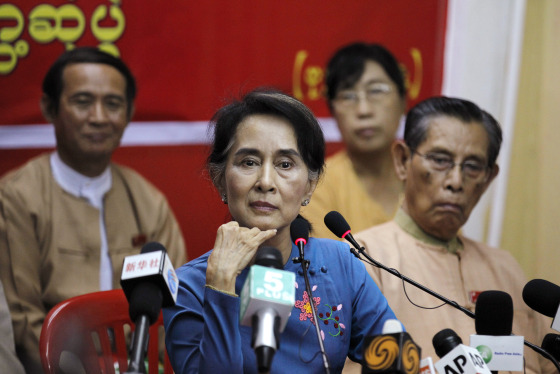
[221,194,228,204]
[301,199,310,206]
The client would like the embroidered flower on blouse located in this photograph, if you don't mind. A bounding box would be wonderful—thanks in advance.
[318,304,345,337]
[294,284,345,339]
[294,287,320,324]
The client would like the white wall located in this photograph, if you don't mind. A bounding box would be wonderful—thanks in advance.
[442,0,526,245]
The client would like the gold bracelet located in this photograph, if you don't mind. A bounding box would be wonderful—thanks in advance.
[205,284,238,297]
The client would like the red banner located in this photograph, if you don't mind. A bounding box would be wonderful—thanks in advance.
[0,0,448,257]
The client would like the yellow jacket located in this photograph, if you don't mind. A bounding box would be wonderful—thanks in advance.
[302,150,395,239]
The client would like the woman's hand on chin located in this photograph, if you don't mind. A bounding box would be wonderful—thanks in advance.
[206,221,277,294]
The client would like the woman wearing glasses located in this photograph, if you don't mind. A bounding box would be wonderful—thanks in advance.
[303,42,406,239]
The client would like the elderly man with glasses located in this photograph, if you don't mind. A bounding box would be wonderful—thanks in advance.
[342,96,555,374]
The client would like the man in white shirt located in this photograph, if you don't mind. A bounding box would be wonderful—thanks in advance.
[0,47,186,373]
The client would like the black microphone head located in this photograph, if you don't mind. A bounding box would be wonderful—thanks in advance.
[290,217,309,245]
[324,211,351,238]
[523,279,560,318]
[432,328,462,358]
[475,290,513,335]
[542,333,560,361]
[255,246,283,269]
[141,241,166,254]
[128,282,163,324]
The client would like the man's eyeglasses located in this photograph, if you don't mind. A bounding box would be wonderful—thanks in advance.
[413,151,490,182]
[334,82,392,108]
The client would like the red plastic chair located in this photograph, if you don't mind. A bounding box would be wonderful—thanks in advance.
[40,289,173,374]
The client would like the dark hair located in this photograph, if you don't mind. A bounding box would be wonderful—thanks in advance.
[325,42,406,104]
[207,89,325,187]
[404,96,503,166]
[42,47,136,118]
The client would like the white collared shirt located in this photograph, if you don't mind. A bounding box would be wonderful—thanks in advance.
[50,152,113,290]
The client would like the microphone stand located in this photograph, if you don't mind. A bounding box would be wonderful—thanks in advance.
[345,238,560,372]
[125,315,150,374]
[293,241,330,374]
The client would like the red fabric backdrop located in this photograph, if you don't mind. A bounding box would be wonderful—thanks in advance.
[0,1,448,259]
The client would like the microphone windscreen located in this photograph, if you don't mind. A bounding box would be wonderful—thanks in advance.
[129,282,163,323]
[141,241,166,254]
[432,328,462,358]
[290,217,309,244]
[255,247,283,269]
[475,290,513,335]
[541,333,560,360]
[324,211,350,238]
[523,279,560,318]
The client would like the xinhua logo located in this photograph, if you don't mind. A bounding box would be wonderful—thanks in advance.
[476,345,493,363]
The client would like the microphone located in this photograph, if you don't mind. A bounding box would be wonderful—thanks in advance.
[419,357,437,374]
[324,211,362,257]
[120,242,179,309]
[433,329,491,374]
[239,247,295,373]
[290,216,309,256]
[469,290,524,372]
[362,319,421,374]
[119,242,179,374]
[475,291,513,336]
[290,217,331,373]
[523,279,560,331]
[542,333,560,361]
